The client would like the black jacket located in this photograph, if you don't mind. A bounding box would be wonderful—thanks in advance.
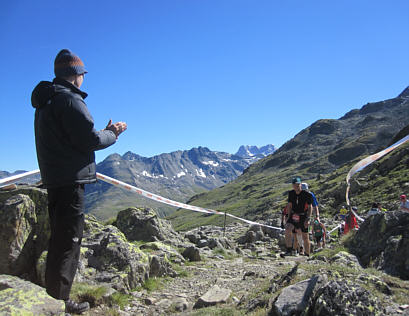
[31,78,117,188]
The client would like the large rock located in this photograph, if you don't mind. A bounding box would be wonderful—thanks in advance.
[0,274,65,315]
[75,215,150,292]
[347,211,409,279]
[0,187,49,281]
[116,207,181,243]
[194,285,231,308]
[149,255,176,278]
[309,280,383,315]
[269,275,327,316]
[182,246,201,262]
[330,251,362,269]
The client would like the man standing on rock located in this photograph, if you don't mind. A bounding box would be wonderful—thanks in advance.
[282,177,313,256]
[31,49,127,314]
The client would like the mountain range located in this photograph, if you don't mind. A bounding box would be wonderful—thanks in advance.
[168,86,409,230]
[84,145,274,219]
[0,170,40,186]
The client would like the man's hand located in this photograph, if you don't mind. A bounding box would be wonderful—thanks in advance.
[105,119,127,138]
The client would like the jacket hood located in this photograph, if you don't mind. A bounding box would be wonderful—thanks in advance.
[31,78,88,109]
[31,81,58,109]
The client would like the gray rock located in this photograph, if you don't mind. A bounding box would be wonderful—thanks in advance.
[269,274,326,316]
[0,194,36,276]
[194,285,231,308]
[310,280,383,315]
[79,216,150,292]
[330,251,362,269]
[0,187,50,281]
[348,211,409,279]
[197,239,208,248]
[184,233,198,244]
[207,238,223,249]
[172,297,189,312]
[116,207,180,242]
[0,274,65,315]
[149,255,176,278]
[182,246,201,262]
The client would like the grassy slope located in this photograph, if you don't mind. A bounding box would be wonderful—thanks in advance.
[168,141,409,231]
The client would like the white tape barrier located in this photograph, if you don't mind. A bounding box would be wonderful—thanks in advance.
[328,223,341,235]
[0,169,283,231]
[345,134,409,206]
[0,169,40,187]
[96,173,284,231]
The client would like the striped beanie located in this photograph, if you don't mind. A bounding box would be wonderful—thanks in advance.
[54,49,87,77]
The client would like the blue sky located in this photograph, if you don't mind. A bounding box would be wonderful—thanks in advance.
[1,0,408,172]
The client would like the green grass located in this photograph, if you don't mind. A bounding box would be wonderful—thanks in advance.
[71,282,132,310]
[135,277,169,293]
[171,263,190,277]
[213,247,236,260]
[168,137,409,232]
[108,292,132,310]
[70,282,108,307]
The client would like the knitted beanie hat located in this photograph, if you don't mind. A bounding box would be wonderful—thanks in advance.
[54,49,87,77]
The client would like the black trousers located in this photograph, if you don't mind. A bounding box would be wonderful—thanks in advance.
[45,184,85,300]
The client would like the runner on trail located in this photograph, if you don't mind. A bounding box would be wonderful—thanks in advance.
[301,182,320,219]
[282,176,313,257]
[344,207,359,234]
[312,218,326,249]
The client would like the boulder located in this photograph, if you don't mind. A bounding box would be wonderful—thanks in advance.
[207,238,224,250]
[330,251,362,269]
[347,211,409,279]
[184,232,198,244]
[269,274,327,316]
[197,239,208,248]
[309,280,383,315]
[76,215,150,292]
[182,246,201,262]
[116,207,180,243]
[0,274,65,316]
[194,285,231,308]
[0,187,50,281]
[237,230,257,244]
[149,255,176,278]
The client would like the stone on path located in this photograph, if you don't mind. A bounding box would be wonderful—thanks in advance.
[194,285,231,308]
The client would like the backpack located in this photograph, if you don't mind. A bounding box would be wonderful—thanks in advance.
[313,220,323,237]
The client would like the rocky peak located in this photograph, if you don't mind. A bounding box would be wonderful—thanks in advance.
[235,144,276,159]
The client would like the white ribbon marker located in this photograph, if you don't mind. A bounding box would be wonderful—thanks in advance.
[0,169,40,187]
[0,169,283,231]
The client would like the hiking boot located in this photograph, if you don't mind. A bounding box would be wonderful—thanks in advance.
[65,299,90,314]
